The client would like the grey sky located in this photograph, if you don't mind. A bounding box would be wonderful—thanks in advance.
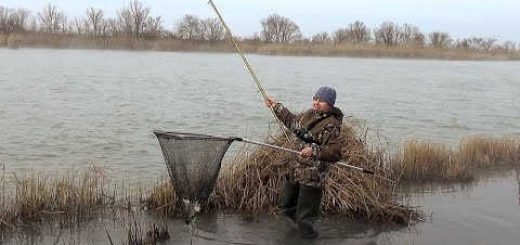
[2,0,519,41]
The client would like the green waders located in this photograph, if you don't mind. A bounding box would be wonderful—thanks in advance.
[279,180,323,238]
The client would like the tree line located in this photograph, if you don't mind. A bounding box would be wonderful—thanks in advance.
[0,1,517,52]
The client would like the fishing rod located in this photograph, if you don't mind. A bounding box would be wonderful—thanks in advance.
[235,138,396,184]
[207,1,394,184]
[207,0,292,142]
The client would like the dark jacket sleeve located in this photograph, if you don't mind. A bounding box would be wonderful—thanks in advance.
[272,103,301,131]
[314,123,341,163]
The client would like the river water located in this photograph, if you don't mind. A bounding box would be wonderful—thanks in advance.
[2,169,519,244]
[1,48,520,244]
[1,48,520,179]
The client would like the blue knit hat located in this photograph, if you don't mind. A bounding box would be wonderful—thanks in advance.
[314,86,336,106]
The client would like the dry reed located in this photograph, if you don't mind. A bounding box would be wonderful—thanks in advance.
[143,181,175,214]
[2,33,520,61]
[391,136,520,182]
[11,164,112,221]
[458,136,520,168]
[3,132,518,229]
[212,122,415,224]
[125,220,170,245]
[145,121,419,224]
[390,141,472,182]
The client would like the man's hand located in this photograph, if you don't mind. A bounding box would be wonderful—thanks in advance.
[264,96,277,108]
[299,146,313,158]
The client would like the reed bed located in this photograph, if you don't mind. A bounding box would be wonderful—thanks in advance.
[390,141,472,182]
[212,122,415,224]
[125,220,170,245]
[145,121,419,224]
[458,136,520,168]
[0,203,15,231]
[3,33,520,61]
[6,165,113,222]
[391,136,520,182]
[2,132,518,230]
[143,181,175,214]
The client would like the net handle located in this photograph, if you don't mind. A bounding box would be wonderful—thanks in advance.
[234,138,396,183]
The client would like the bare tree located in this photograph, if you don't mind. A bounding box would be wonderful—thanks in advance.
[429,32,451,48]
[398,23,424,47]
[106,18,120,37]
[86,7,104,37]
[71,17,85,35]
[176,14,202,40]
[15,8,31,31]
[0,7,31,33]
[38,4,63,35]
[500,41,517,52]
[476,37,497,51]
[456,37,497,51]
[129,0,149,38]
[117,7,132,37]
[28,16,38,32]
[333,21,371,44]
[58,13,68,34]
[117,0,150,38]
[311,31,331,43]
[201,17,224,41]
[348,21,370,43]
[144,16,163,39]
[0,6,8,32]
[373,21,399,46]
[260,13,302,43]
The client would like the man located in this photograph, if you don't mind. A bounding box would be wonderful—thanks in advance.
[264,86,343,238]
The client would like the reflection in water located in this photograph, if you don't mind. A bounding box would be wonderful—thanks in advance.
[3,212,405,245]
[397,180,475,198]
[3,169,520,244]
[517,170,520,206]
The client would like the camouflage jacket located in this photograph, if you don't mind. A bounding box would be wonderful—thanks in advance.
[273,103,343,187]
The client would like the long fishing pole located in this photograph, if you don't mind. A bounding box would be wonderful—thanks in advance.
[207,1,394,184]
[207,0,291,142]
[236,138,396,183]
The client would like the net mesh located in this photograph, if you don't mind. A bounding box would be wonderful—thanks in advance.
[153,130,235,209]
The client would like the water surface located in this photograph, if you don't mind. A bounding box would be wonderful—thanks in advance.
[1,48,520,244]
[1,48,519,180]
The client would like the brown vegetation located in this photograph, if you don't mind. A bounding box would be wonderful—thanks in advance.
[392,136,520,182]
[1,130,519,230]
[458,136,520,168]
[1,2,518,60]
[146,121,418,224]
[0,164,113,228]
[391,141,472,182]
[125,220,170,245]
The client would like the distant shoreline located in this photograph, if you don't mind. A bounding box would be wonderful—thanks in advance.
[2,33,519,61]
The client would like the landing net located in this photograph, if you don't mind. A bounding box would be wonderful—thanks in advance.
[153,130,235,211]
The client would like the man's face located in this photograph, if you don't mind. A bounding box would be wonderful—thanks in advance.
[312,97,332,113]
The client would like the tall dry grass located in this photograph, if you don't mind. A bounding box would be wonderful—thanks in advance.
[1,163,15,231]
[2,32,519,60]
[458,136,520,168]
[2,133,518,229]
[391,136,520,182]
[146,121,418,224]
[390,141,472,182]
[9,165,112,221]
[143,181,175,214]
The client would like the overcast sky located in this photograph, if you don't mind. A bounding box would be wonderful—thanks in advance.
[2,0,519,41]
